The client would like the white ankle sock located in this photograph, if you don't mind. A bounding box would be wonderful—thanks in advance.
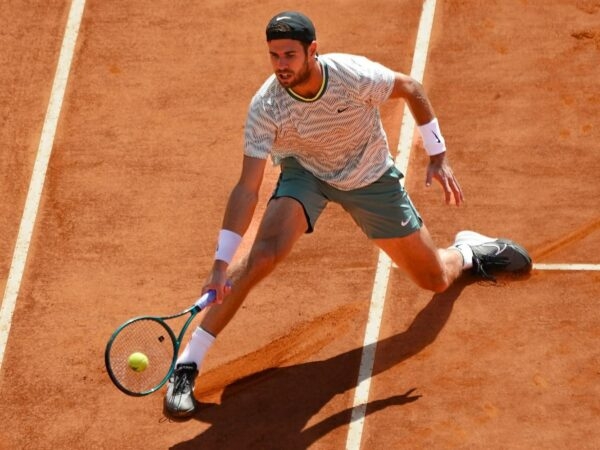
[454,244,474,270]
[176,326,215,368]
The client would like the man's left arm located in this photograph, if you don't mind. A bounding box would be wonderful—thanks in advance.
[389,72,464,206]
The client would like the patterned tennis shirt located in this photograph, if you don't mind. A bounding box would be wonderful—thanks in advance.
[244,53,396,191]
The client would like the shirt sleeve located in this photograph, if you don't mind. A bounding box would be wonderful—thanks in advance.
[344,55,396,106]
[243,92,277,160]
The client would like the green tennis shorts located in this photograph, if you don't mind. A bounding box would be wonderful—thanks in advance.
[271,158,423,239]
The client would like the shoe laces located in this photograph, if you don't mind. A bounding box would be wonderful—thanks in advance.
[473,254,509,281]
[172,368,194,395]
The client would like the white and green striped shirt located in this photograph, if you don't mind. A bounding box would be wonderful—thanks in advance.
[244,53,396,191]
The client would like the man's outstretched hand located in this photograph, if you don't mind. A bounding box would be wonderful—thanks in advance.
[425,152,464,206]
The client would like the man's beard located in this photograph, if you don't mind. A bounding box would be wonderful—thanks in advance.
[276,58,311,89]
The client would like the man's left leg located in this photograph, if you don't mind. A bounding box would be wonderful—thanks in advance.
[374,225,533,293]
[374,225,463,293]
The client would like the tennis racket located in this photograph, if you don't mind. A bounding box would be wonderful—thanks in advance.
[104,290,216,396]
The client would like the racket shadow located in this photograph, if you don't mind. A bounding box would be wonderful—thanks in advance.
[170,279,471,449]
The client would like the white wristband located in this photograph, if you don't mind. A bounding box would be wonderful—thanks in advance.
[418,118,446,156]
[215,229,242,264]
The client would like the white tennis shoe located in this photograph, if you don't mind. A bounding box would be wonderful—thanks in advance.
[454,230,532,279]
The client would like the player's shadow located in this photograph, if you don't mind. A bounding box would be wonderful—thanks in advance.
[170,279,470,450]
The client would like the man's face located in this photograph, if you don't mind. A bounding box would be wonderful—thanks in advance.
[268,39,313,89]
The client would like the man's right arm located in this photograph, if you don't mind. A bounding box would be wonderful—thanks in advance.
[208,155,267,297]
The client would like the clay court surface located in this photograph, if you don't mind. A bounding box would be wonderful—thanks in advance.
[1,0,599,448]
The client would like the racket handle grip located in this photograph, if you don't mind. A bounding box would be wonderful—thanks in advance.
[195,290,217,309]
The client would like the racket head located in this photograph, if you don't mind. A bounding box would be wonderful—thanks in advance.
[105,317,178,396]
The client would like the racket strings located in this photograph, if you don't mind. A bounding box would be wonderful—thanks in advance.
[107,318,176,395]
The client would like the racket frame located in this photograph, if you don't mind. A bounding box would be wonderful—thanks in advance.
[104,292,214,396]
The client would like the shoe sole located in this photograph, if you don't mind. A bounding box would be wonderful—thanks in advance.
[164,382,198,419]
[164,399,197,418]
[454,230,495,246]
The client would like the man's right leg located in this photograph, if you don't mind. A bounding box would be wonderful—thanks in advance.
[164,196,308,418]
[201,196,308,336]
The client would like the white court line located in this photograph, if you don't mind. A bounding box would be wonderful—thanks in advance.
[389,262,600,271]
[345,1,438,448]
[0,0,86,372]
[533,263,600,271]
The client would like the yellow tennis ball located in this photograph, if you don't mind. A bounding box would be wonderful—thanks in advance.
[128,352,149,372]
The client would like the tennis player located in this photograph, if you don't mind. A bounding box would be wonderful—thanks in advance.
[164,11,532,417]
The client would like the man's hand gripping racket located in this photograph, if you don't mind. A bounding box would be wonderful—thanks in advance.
[104,291,216,396]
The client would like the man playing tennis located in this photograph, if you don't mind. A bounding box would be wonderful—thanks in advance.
[164,11,531,417]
